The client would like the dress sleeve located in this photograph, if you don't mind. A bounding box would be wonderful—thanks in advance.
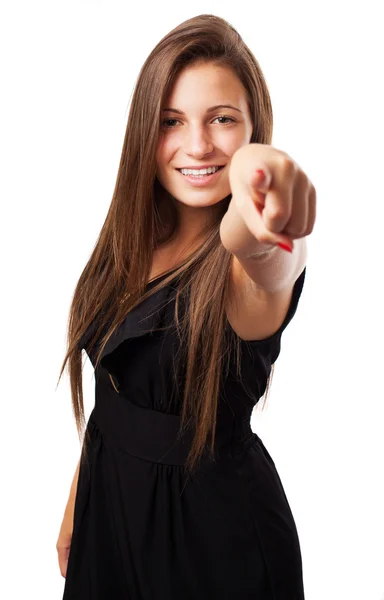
[77,313,109,368]
[77,320,98,367]
[241,266,306,364]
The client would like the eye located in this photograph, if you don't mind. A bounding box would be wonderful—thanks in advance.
[161,118,180,128]
[213,115,235,124]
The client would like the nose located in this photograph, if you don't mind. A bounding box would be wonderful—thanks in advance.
[184,125,214,159]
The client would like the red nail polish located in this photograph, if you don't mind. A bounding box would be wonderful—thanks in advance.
[277,242,293,253]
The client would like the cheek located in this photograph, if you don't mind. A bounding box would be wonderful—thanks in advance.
[228,131,251,153]
[156,136,167,161]
[156,141,175,172]
[215,129,249,156]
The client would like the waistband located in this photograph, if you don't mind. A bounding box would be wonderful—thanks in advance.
[90,367,256,468]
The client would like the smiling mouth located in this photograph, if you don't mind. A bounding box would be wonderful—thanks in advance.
[176,166,225,175]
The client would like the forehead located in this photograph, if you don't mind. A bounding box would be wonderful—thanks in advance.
[164,63,248,109]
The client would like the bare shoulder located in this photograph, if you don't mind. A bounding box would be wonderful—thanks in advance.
[225,254,302,342]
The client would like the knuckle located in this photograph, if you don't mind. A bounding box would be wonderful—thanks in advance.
[279,155,295,175]
[296,225,308,237]
[285,226,301,237]
[267,206,288,222]
[307,221,315,235]
[297,169,308,186]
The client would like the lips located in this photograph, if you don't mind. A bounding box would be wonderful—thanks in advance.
[175,165,225,187]
[176,166,225,172]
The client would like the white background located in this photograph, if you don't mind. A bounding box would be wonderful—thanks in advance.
[1,1,383,598]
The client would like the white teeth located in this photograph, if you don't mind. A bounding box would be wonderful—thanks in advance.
[180,166,221,176]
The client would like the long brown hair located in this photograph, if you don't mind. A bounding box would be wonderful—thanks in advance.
[58,14,274,476]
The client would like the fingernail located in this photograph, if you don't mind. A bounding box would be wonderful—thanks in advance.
[277,242,293,253]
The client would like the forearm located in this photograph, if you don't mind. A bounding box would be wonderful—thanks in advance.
[220,198,307,292]
[63,459,80,518]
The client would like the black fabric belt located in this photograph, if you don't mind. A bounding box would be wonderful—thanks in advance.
[89,366,257,469]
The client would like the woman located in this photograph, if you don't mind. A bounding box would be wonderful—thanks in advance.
[57,13,315,599]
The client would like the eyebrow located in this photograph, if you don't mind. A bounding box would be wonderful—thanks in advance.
[162,104,243,115]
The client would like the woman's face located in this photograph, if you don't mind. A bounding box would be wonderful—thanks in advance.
[155,62,253,210]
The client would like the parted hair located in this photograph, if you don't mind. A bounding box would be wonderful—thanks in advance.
[58,14,274,476]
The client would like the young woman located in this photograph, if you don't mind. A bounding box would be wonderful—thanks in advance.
[57,13,315,600]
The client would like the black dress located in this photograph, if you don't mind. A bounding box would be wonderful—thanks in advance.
[62,267,307,600]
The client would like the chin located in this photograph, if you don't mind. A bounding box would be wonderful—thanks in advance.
[170,183,231,202]
[173,193,229,208]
